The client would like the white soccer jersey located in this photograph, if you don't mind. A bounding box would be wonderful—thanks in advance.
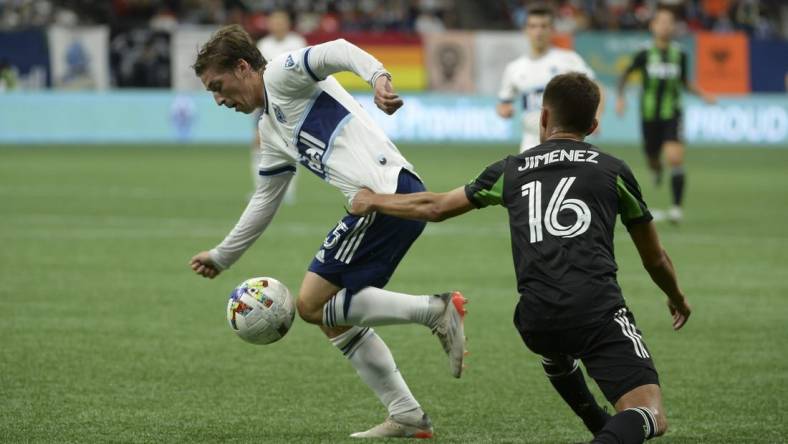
[209,39,413,269]
[257,32,307,61]
[498,47,595,152]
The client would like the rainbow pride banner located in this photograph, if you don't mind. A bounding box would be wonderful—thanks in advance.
[306,33,426,91]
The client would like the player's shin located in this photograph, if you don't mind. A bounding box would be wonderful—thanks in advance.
[542,357,610,435]
[322,287,441,328]
[591,407,657,444]
[330,326,422,416]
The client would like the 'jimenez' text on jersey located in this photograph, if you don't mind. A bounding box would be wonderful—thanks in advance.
[464,139,652,331]
[623,43,688,121]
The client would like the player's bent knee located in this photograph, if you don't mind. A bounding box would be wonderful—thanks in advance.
[296,297,323,325]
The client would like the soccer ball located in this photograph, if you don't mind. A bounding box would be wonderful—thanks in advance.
[226,277,295,345]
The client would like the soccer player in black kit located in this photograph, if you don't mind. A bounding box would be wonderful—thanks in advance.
[350,72,692,443]
[616,6,715,224]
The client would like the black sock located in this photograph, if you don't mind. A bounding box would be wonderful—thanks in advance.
[542,357,611,435]
[591,408,657,444]
[670,167,685,206]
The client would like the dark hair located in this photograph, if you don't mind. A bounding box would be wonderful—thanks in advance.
[654,4,678,19]
[527,3,554,22]
[542,72,600,134]
[193,24,266,76]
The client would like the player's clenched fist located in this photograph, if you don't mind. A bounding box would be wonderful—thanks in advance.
[190,251,221,279]
[350,188,376,216]
[373,75,403,115]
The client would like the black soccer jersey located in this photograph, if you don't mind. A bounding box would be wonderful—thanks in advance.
[624,44,688,122]
[465,139,652,331]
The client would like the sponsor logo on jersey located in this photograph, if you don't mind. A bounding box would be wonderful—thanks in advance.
[284,54,296,69]
[646,62,680,79]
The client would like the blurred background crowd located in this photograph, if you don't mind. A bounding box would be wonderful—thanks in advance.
[1,0,786,37]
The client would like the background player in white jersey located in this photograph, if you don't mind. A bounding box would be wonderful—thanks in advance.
[251,10,307,204]
[496,4,597,152]
[187,25,467,439]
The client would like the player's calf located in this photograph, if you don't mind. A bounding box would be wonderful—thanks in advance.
[592,384,667,443]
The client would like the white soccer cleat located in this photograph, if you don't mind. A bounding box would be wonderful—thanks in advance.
[350,413,433,439]
[650,208,666,222]
[668,206,683,224]
[431,291,468,378]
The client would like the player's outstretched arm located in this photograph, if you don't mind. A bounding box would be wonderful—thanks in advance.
[615,51,645,116]
[351,187,474,222]
[305,39,401,114]
[628,221,692,330]
[188,173,292,279]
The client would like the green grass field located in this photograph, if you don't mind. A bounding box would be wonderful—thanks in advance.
[1,143,787,443]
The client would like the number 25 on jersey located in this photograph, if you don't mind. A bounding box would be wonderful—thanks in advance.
[521,177,591,243]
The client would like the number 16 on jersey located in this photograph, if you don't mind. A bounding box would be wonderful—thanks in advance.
[521,176,592,243]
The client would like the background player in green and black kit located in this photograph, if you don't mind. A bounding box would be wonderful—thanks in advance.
[351,72,692,443]
[616,6,715,224]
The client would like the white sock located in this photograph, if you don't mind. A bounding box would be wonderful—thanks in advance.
[330,326,421,416]
[323,287,443,328]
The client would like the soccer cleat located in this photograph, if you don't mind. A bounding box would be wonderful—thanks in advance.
[650,208,666,222]
[431,291,468,378]
[668,206,683,224]
[350,413,433,439]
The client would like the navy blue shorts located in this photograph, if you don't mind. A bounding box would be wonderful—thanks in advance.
[308,169,426,292]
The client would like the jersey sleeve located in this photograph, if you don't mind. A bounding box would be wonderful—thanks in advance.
[497,63,517,103]
[680,50,689,86]
[626,50,647,76]
[616,162,653,228]
[464,159,506,208]
[263,50,315,96]
[209,170,291,270]
[303,38,390,87]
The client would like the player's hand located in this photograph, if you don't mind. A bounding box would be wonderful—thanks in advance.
[496,102,514,119]
[615,96,626,117]
[350,188,376,216]
[374,75,403,115]
[702,92,717,105]
[667,297,691,330]
[190,251,221,279]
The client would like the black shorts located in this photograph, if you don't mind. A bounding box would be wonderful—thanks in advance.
[641,117,681,159]
[517,307,659,404]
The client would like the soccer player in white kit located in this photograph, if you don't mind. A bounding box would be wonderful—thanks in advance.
[496,4,596,152]
[252,10,307,204]
[188,25,467,439]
